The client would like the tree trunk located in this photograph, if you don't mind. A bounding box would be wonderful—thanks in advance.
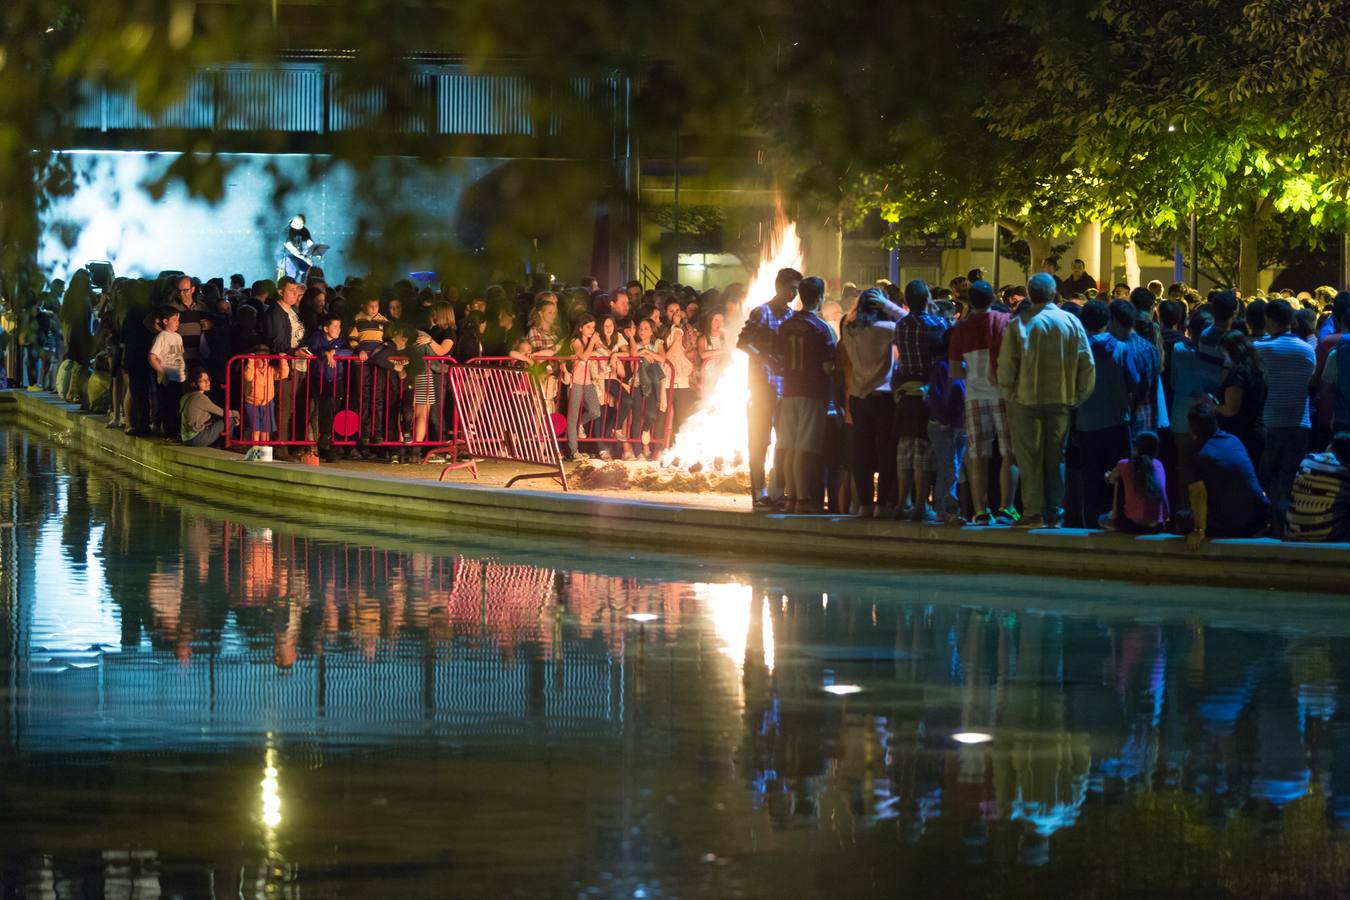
[1123,238,1141,289]
[1238,213,1261,296]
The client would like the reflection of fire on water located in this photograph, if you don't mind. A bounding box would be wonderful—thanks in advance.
[660,207,805,473]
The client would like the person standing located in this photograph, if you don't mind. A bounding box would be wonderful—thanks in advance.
[775,276,836,513]
[1061,259,1097,298]
[738,267,801,510]
[1069,300,1138,528]
[171,275,210,369]
[948,279,1017,525]
[147,306,185,439]
[891,280,949,523]
[997,272,1096,528]
[1255,298,1316,535]
[264,276,313,460]
[840,288,898,518]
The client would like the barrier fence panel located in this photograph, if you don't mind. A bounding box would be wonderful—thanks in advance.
[225,353,461,460]
[446,361,568,489]
[472,355,677,459]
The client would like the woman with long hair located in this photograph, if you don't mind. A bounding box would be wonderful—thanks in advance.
[840,288,898,517]
[564,315,603,460]
[1216,329,1267,470]
[1102,430,1169,532]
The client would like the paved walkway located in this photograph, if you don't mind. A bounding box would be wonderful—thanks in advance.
[4,390,1347,594]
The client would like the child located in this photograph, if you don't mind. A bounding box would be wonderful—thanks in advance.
[926,330,967,524]
[147,305,185,438]
[348,293,387,458]
[564,315,604,460]
[307,313,350,462]
[633,318,666,459]
[180,367,234,447]
[1102,430,1169,533]
[508,338,535,364]
[242,344,285,457]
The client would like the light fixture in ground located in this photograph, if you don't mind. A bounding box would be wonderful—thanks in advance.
[823,684,863,696]
[952,732,993,744]
[626,613,659,623]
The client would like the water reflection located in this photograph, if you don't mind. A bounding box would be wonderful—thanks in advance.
[3,430,1350,897]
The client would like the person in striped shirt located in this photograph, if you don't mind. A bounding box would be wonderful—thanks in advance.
[1286,432,1350,542]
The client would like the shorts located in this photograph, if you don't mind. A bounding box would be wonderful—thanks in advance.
[777,396,827,452]
[896,436,937,471]
[965,397,1011,457]
[894,392,930,440]
[245,401,277,434]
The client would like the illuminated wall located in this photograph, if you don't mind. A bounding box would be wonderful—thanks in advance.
[37,151,596,284]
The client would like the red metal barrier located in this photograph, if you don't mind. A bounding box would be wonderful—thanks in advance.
[225,353,461,458]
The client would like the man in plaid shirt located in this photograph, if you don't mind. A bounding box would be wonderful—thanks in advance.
[892,280,949,522]
[738,267,802,509]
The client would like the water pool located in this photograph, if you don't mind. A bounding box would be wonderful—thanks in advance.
[2,428,1349,898]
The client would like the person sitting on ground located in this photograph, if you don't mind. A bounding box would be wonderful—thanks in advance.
[179,367,236,448]
[1181,400,1268,550]
[1285,432,1350,542]
[1102,430,1169,533]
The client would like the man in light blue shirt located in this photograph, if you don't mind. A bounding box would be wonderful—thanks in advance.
[1255,299,1317,534]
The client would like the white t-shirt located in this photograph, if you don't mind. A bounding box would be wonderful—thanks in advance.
[150,330,186,383]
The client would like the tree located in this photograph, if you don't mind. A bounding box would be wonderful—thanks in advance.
[1134,210,1341,289]
[758,0,1350,295]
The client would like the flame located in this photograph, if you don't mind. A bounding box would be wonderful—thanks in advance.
[661,207,804,471]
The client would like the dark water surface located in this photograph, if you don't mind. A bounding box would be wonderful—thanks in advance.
[2,428,1350,899]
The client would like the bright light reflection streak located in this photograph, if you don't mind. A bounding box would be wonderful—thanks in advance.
[824,684,863,696]
[698,582,754,700]
[952,732,993,744]
[626,612,659,623]
[761,597,774,675]
[261,746,282,829]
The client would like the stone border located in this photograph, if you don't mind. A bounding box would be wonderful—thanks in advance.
[3,390,1346,593]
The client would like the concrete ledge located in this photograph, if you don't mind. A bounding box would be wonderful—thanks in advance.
[3,389,1346,593]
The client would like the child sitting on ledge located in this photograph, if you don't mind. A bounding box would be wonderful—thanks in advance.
[180,367,236,448]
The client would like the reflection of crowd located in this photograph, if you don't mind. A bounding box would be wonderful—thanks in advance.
[735,582,1350,861]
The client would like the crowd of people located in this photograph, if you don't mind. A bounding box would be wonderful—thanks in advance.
[737,261,1350,546]
[4,254,1349,546]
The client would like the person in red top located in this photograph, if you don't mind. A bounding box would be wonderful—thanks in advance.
[948,280,1019,525]
[776,276,837,514]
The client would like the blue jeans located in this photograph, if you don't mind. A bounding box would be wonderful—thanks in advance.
[1260,426,1308,533]
[566,383,600,455]
[927,421,967,517]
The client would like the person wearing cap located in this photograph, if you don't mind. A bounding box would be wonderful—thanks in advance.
[949,279,1018,525]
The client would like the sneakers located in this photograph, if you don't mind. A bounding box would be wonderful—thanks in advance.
[910,506,938,524]
[243,446,262,462]
[971,509,995,526]
[995,507,1021,526]
[752,495,777,511]
[1013,514,1059,529]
